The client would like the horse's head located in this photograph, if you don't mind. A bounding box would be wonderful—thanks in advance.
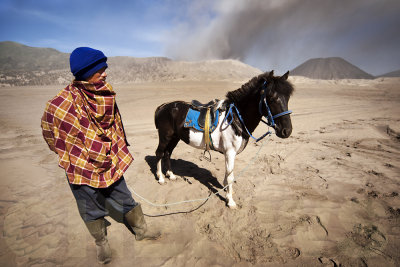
[259,70,294,139]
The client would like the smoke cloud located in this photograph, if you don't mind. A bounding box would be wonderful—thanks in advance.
[165,0,400,75]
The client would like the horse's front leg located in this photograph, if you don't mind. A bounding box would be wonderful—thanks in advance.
[224,149,237,208]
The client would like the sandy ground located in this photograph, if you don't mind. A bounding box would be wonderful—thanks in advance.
[0,77,399,266]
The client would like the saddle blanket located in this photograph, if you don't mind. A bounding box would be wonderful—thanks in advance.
[184,108,219,132]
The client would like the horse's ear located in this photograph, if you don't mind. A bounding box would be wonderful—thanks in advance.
[281,71,289,80]
[268,70,274,78]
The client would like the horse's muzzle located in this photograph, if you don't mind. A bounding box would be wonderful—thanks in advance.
[275,126,292,138]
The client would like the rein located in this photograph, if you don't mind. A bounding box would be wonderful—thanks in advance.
[223,81,292,142]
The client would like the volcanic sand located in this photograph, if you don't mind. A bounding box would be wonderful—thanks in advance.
[0,77,399,266]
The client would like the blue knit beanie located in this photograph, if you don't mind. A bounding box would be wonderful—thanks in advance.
[70,47,108,80]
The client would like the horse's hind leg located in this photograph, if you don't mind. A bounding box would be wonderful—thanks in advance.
[155,131,179,184]
[156,130,170,184]
[164,136,180,180]
[155,149,165,184]
[154,101,185,184]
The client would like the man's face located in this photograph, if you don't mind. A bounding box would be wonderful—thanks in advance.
[87,67,107,83]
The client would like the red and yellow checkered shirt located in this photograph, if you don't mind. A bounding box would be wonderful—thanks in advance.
[41,81,133,188]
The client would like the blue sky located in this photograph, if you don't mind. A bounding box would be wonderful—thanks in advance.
[1,0,399,75]
[0,0,185,57]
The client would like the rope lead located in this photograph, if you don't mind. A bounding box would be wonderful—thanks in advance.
[128,134,270,216]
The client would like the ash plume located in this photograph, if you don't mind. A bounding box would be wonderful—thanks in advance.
[165,0,400,75]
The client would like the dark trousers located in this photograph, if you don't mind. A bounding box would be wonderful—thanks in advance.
[69,177,137,222]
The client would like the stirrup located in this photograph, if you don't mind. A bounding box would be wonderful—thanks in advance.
[201,150,212,162]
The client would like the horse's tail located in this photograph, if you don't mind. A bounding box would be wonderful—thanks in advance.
[154,105,162,129]
[154,102,170,129]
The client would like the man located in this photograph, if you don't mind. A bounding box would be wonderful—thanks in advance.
[41,47,160,264]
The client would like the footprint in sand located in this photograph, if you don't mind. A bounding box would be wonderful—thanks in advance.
[387,206,400,218]
[318,257,339,267]
[281,246,301,259]
[349,224,387,250]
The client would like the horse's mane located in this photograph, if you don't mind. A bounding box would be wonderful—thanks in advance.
[226,71,294,104]
[226,74,261,104]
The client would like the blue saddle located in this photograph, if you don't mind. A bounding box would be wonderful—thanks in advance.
[184,108,219,132]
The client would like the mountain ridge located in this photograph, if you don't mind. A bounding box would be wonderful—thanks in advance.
[290,57,374,80]
[1,41,399,86]
[0,41,262,86]
[378,69,400,78]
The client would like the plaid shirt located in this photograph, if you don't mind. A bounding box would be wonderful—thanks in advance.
[41,81,133,188]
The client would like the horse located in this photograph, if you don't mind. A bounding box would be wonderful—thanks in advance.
[153,70,294,208]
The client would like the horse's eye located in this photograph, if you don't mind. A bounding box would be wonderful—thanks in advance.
[269,92,279,102]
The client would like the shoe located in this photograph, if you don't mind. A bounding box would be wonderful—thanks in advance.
[125,203,161,241]
[85,218,112,264]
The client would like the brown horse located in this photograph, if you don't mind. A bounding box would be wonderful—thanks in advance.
[154,70,294,208]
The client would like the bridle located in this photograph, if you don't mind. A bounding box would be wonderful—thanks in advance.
[258,81,292,128]
[222,81,293,142]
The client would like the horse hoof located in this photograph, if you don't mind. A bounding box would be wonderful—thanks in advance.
[167,171,177,180]
[227,202,237,209]
[158,179,165,185]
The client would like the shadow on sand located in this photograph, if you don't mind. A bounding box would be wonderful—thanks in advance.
[144,155,225,203]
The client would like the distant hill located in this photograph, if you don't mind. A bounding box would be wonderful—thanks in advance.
[0,41,71,86]
[107,56,261,83]
[0,41,261,86]
[0,41,69,71]
[378,69,400,78]
[291,57,374,80]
